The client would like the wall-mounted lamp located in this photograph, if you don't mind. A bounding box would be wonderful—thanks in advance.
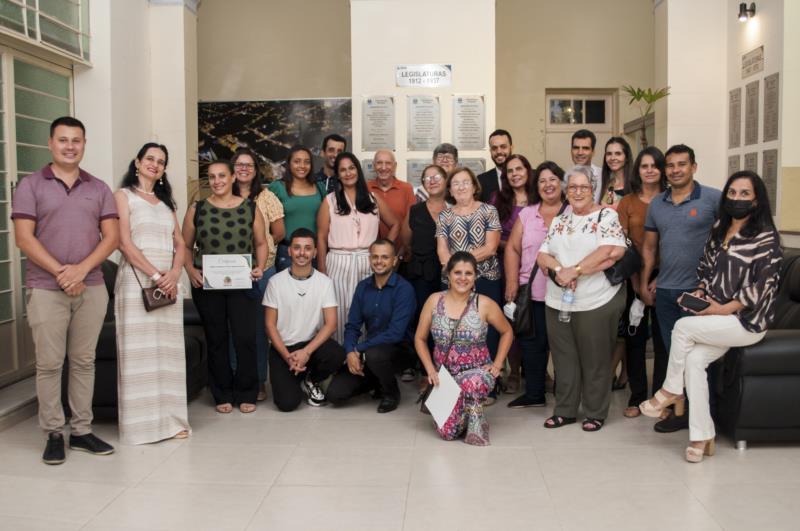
[738,2,756,22]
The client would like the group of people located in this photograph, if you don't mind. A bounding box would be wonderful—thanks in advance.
[11,117,783,466]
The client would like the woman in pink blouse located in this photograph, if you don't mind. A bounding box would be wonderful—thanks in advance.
[317,152,399,343]
[504,161,567,408]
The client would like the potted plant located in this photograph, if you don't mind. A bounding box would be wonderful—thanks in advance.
[621,85,670,148]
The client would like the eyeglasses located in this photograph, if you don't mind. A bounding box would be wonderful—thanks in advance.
[234,162,255,169]
[435,155,456,164]
[567,185,592,194]
[450,180,472,189]
[422,174,444,183]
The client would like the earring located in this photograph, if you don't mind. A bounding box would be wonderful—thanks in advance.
[135,169,139,179]
[160,177,165,185]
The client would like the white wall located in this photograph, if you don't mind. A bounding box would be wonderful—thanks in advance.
[663,0,728,189]
[350,0,495,180]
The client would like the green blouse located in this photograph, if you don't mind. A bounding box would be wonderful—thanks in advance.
[267,180,325,240]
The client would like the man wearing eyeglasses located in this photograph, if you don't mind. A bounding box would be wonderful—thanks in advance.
[416,143,459,203]
[367,149,415,241]
[477,129,513,202]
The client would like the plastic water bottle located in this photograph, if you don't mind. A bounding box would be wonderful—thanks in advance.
[558,288,575,323]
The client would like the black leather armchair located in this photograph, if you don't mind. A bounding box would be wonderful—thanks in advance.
[716,253,800,448]
[63,260,207,419]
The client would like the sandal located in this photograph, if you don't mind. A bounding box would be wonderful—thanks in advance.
[623,406,641,418]
[215,403,233,414]
[239,403,256,414]
[543,415,577,429]
[639,390,685,418]
[582,418,604,432]
[173,430,190,439]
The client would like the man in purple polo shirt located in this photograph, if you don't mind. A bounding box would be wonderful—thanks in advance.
[11,116,119,465]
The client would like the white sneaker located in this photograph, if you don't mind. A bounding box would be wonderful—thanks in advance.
[300,377,327,407]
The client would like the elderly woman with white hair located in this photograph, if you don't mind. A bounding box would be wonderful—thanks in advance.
[535,165,628,432]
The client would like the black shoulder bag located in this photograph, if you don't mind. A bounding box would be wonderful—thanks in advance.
[598,208,641,285]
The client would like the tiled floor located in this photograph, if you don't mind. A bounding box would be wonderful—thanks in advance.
[1,384,799,531]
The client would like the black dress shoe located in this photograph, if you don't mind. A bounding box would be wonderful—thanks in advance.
[377,397,399,414]
[507,395,546,409]
[654,411,689,433]
[42,433,65,465]
[69,433,115,455]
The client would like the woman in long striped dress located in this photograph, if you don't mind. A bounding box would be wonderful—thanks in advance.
[316,152,399,343]
[114,143,191,444]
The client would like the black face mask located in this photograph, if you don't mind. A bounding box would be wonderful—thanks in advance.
[723,198,755,219]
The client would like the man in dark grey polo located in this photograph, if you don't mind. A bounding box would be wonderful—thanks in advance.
[314,134,347,194]
[639,143,721,432]
[11,116,119,464]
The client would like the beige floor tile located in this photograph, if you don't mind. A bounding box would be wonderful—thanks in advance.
[535,445,683,488]
[0,440,180,486]
[302,418,417,448]
[688,481,800,531]
[186,415,314,446]
[410,445,547,490]
[247,485,406,531]
[548,482,721,531]
[276,445,413,487]
[403,484,560,531]
[85,482,268,531]
[0,474,125,524]
[143,443,295,486]
[0,516,82,530]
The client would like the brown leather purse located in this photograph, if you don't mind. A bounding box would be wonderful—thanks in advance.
[131,265,175,312]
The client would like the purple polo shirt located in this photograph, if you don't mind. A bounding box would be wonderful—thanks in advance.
[10,164,118,290]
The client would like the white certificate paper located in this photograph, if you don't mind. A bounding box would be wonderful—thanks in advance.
[425,366,462,429]
[202,254,252,290]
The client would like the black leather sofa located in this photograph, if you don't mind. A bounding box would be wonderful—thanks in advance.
[62,260,207,419]
[717,253,800,448]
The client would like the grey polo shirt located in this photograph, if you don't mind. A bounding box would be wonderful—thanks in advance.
[644,181,721,289]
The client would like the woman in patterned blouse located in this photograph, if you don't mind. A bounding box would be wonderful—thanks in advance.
[536,166,628,432]
[640,170,782,463]
[435,167,503,401]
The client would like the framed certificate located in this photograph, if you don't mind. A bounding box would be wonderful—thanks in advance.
[202,254,252,290]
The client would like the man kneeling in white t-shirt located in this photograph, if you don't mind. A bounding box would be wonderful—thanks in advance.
[264,228,346,411]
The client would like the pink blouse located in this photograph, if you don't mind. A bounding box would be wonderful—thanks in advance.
[518,203,554,301]
[326,192,380,250]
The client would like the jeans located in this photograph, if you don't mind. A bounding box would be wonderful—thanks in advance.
[229,266,276,384]
[517,301,549,401]
[475,276,503,360]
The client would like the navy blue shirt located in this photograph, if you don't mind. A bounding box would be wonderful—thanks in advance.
[343,272,416,353]
[315,168,337,195]
[644,181,721,289]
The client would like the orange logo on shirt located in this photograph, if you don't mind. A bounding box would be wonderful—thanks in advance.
[689,208,698,217]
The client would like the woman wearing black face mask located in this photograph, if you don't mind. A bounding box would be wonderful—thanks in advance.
[639,170,783,463]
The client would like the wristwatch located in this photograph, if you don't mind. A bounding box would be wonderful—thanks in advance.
[575,265,583,276]
[151,272,162,282]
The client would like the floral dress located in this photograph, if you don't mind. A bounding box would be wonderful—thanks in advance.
[431,293,495,440]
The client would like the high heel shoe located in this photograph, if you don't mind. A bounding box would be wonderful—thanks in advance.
[685,439,715,463]
[639,390,685,418]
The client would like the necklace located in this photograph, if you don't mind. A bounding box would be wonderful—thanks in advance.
[133,186,155,196]
[566,212,591,235]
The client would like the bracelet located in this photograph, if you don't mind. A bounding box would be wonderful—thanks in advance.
[151,272,162,281]
[575,265,583,276]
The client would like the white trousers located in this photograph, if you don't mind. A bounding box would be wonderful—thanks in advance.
[662,315,765,441]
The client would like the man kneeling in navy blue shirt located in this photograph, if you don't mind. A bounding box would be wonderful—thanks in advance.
[327,239,416,413]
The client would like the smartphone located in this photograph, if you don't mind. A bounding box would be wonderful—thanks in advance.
[679,292,711,312]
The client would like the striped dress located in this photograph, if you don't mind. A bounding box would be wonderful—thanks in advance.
[115,189,190,444]
[324,192,379,343]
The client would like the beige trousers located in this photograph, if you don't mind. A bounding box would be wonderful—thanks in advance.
[27,285,108,435]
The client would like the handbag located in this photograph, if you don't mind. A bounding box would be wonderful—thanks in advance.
[512,201,568,336]
[598,208,641,285]
[511,263,537,337]
[130,265,176,312]
[417,293,474,414]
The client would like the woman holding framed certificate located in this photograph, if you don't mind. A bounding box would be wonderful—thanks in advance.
[183,160,268,414]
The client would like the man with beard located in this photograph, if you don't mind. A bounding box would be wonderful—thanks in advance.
[326,239,416,413]
[315,134,347,194]
[477,129,513,202]
[569,129,603,203]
